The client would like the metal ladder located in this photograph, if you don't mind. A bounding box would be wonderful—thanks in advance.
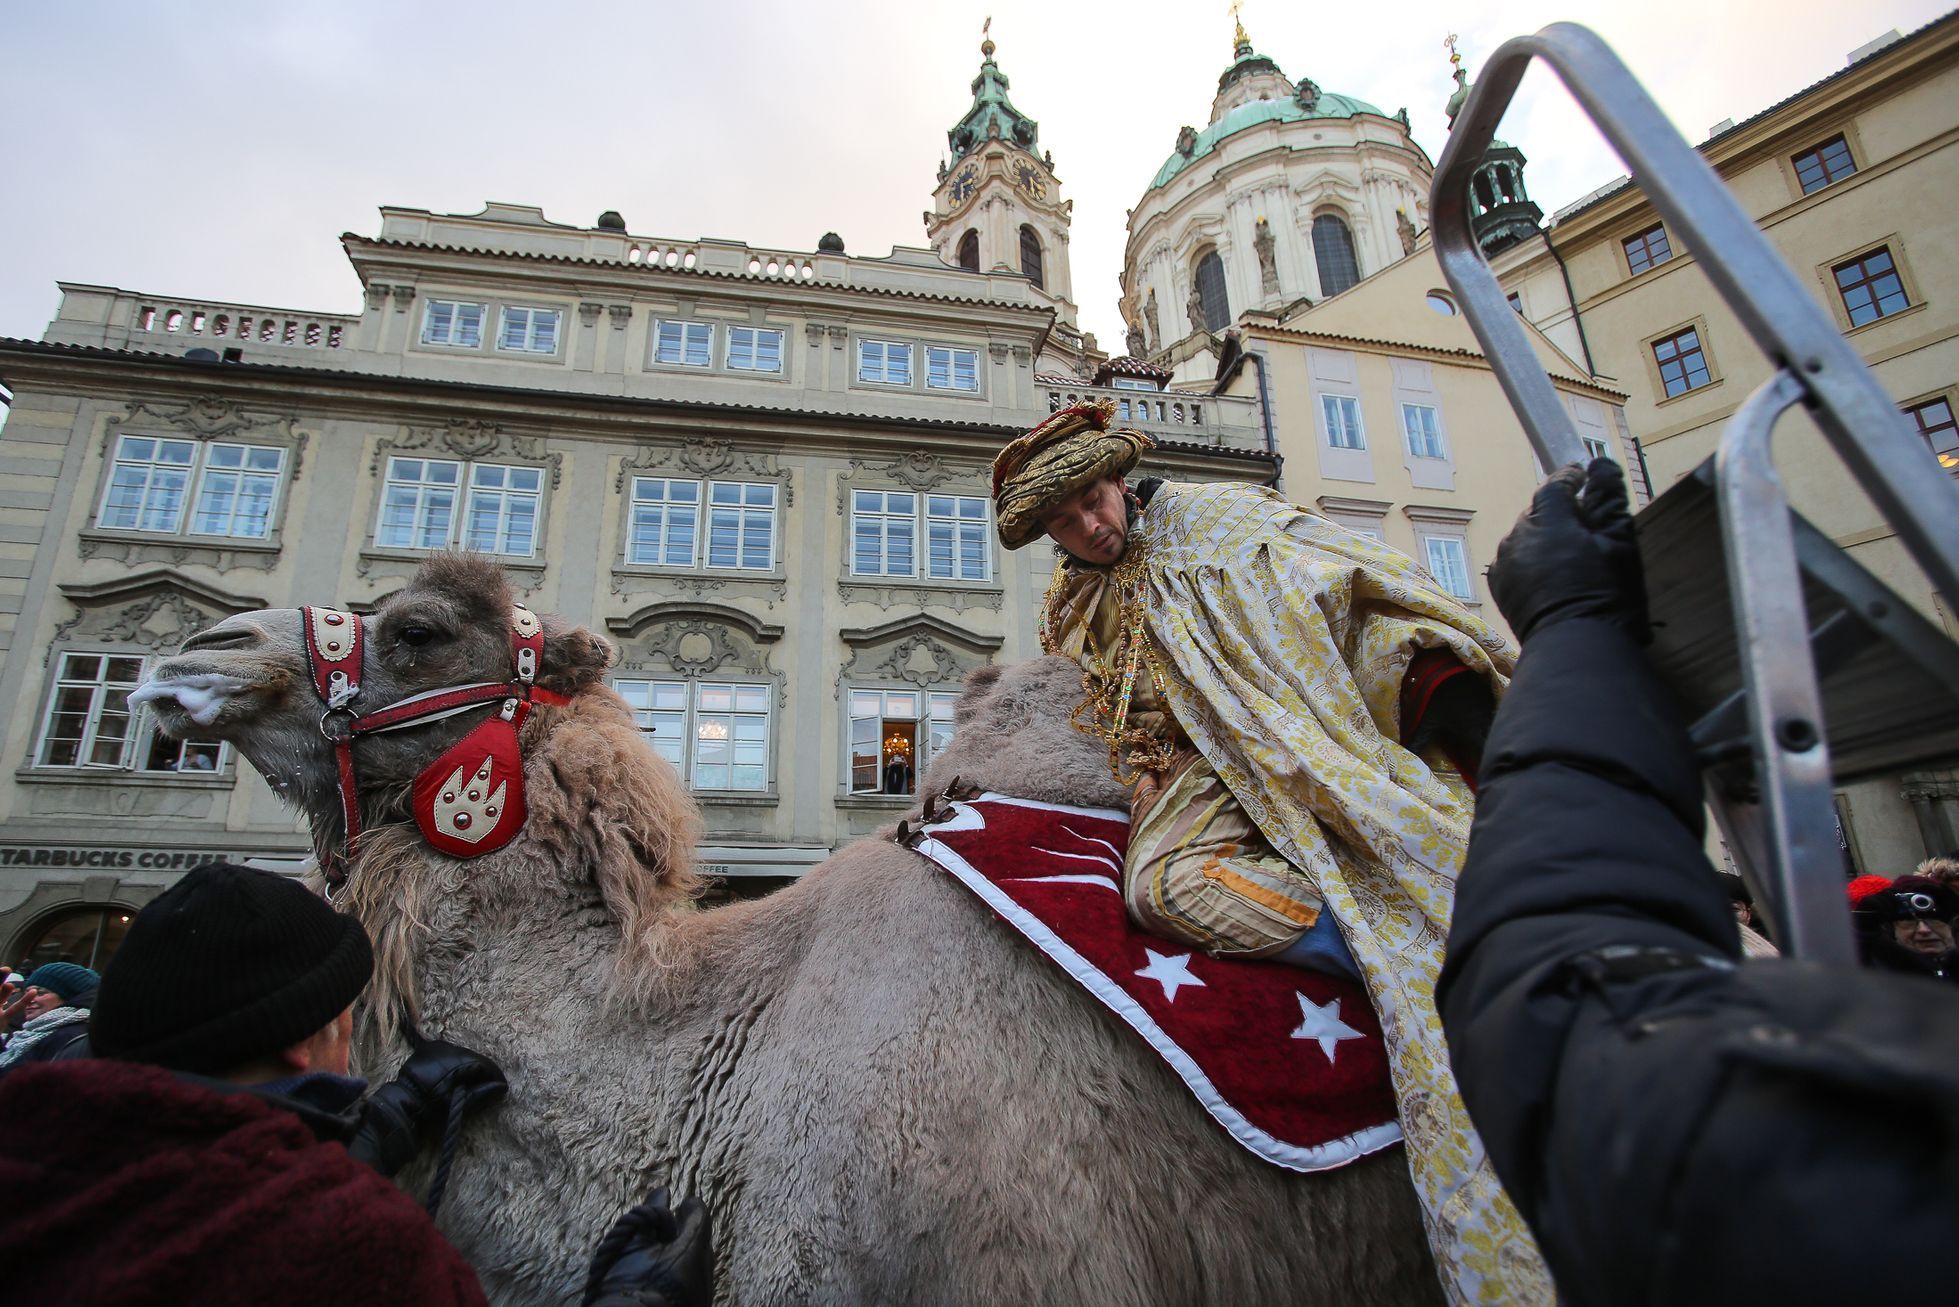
[1430,23,1959,964]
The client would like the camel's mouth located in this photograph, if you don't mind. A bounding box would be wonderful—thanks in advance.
[129,671,256,729]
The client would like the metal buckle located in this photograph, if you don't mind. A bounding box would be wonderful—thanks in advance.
[319,707,357,743]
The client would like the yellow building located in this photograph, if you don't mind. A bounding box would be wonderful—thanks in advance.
[1493,14,1959,868]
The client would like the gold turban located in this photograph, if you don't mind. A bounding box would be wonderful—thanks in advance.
[991,400,1154,550]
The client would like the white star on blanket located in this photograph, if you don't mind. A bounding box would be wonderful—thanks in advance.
[1290,992,1364,1063]
[1134,948,1208,1002]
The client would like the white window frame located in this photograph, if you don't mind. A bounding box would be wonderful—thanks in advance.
[1401,403,1446,460]
[924,345,980,393]
[497,305,562,355]
[97,435,288,540]
[703,481,778,571]
[846,686,959,796]
[850,489,919,577]
[625,476,702,567]
[727,326,784,374]
[617,678,771,793]
[1322,394,1366,450]
[1111,377,1157,391]
[653,320,715,368]
[625,477,778,571]
[1421,535,1476,602]
[422,299,487,349]
[376,456,543,557]
[925,494,992,582]
[1580,434,1612,462]
[857,339,914,387]
[33,651,231,774]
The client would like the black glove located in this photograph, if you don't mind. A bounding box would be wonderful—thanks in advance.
[348,1033,508,1177]
[1488,457,1650,644]
[583,1187,714,1307]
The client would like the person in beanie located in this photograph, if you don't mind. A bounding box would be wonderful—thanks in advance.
[994,398,1540,1299]
[0,961,98,1068]
[1853,874,1959,982]
[0,862,714,1307]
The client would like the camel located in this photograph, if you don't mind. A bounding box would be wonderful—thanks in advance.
[135,554,1439,1306]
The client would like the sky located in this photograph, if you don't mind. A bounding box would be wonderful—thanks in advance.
[1,0,1950,357]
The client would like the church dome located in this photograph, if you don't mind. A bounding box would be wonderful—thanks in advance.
[1149,89,1387,191]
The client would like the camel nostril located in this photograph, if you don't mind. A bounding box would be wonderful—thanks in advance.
[179,625,258,654]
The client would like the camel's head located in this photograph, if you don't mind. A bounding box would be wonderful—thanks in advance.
[132,554,614,838]
[922,655,1132,812]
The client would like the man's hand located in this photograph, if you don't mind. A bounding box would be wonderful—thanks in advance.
[348,1035,507,1176]
[583,1187,714,1307]
[1489,458,1650,644]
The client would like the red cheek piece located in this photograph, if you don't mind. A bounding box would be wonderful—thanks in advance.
[411,703,533,859]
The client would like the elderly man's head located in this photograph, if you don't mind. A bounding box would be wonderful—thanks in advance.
[993,400,1152,562]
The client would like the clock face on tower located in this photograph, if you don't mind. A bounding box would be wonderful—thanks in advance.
[949,165,980,203]
[1013,159,1047,199]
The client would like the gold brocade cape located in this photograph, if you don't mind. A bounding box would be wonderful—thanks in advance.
[1042,481,1552,1306]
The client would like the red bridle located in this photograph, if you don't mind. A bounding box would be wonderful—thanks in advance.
[300,604,567,890]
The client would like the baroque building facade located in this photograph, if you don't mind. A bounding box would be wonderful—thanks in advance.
[0,202,1271,967]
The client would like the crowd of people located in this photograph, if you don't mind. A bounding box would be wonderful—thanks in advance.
[0,402,1954,1303]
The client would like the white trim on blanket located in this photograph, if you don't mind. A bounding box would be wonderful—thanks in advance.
[917,793,1404,1174]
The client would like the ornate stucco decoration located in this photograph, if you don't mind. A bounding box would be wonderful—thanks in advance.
[837,613,1002,690]
[106,396,309,481]
[614,440,793,504]
[370,419,563,487]
[50,569,267,664]
[606,602,784,678]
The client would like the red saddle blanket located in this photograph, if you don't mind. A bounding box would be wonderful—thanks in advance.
[911,792,1401,1172]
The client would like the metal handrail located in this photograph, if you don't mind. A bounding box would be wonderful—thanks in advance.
[1431,23,1959,606]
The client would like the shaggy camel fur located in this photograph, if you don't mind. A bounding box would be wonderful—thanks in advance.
[138,555,1440,1306]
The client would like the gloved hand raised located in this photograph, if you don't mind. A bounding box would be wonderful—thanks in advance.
[1488,457,1650,644]
[348,1033,508,1177]
[583,1186,714,1307]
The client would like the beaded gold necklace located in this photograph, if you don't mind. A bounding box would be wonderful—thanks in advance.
[1040,544,1180,783]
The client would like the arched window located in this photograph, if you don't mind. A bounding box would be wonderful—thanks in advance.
[1313,213,1361,297]
[1019,225,1044,289]
[1195,250,1230,333]
[957,230,979,272]
[16,904,135,972]
[1473,173,1496,213]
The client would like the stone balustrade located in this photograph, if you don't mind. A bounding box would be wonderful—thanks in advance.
[48,285,359,355]
[1042,382,1268,454]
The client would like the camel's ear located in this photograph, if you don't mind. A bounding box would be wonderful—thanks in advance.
[540,623,613,696]
[955,662,1006,723]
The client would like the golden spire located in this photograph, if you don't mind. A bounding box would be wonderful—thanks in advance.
[1230,0,1249,49]
[981,14,994,59]
[1444,32,1462,69]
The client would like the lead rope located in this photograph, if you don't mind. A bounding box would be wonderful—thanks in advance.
[423,1088,470,1220]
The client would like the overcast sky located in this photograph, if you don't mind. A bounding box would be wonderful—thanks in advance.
[1,0,1949,356]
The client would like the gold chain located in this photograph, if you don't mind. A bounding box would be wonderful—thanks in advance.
[1045,545,1180,783]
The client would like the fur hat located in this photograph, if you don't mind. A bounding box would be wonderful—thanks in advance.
[22,961,99,1005]
[1859,874,1959,924]
[991,400,1153,550]
[91,862,373,1075]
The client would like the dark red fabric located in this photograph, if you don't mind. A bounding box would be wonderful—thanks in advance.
[0,1061,486,1307]
[1401,647,1481,794]
[918,797,1399,1170]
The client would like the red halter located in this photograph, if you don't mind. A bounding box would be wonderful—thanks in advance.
[300,604,568,890]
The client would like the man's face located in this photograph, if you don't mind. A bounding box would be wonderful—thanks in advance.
[1892,917,1955,957]
[23,987,65,1019]
[1040,476,1130,566]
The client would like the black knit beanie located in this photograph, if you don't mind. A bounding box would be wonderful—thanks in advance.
[92,862,373,1075]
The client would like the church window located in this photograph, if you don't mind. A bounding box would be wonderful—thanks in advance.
[1321,395,1366,450]
[377,457,541,556]
[847,688,958,796]
[653,320,714,367]
[1622,225,1674,276]
[857,340,913,386]
[925,346,980,392]
[957,230,980,272]
[1312,215,1361,297]
[98,436,286,540]
[618,679,770,792]
[1793,135,1856,194]
[1421,536,1475,601]
[497,306,561,354]
[421,299,486,348]
[926,495,991,581]
[1020,225,1045,290]
[32,652,228,773]
[1195,251,1230,333]
[727,327,784,373]
[1402,404,1446,459]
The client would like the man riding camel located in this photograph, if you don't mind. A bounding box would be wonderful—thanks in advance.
[992,399,1547,1304]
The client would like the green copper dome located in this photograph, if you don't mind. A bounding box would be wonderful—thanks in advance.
[947,40,1039,162]
[1150,90,1388,191]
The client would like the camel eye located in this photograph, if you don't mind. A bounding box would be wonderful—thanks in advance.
[399,625,436,647]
